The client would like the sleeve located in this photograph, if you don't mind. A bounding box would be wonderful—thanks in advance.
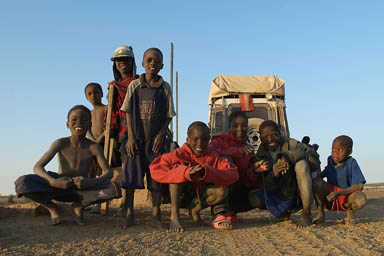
[208,136,243,159]
[120,80,139,113]
[199,156,239,187]
[149,151,192,184]
[163,82,176,118]
[349,158,366,185]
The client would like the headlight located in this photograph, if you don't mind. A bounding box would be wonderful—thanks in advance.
[266,93,273,100]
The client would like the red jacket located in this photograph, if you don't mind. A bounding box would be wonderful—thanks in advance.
[150,143,239,191]
[209,132,259,188]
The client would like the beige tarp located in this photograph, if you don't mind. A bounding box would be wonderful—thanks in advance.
[208,75,285,104]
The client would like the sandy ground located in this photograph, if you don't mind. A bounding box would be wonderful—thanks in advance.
[1,189,384,256]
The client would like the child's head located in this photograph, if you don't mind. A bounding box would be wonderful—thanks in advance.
[187,121,210,157]
[259,120,281,151]
[228,110,248,142]
[332,135,353,164]
[111,45,136,81]
[84,83,103,106]
[301,136,310,144]
[66,105,91,136]
[142,48,163,76]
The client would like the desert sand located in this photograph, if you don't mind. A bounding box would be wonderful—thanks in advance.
[1,188,384,256]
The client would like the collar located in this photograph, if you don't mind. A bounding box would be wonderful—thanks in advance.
[139,74,164,88]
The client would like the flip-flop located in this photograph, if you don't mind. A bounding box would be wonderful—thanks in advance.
[211,215,232,230]
[224,212,239,222]
[49,217,61,226]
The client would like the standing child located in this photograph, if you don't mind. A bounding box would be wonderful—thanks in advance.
[312,135,366,224]
[15,105,121,225]
[108,45,138,215]
[150,121,239,232]
[120,48,176,229]
[85,82,105,144]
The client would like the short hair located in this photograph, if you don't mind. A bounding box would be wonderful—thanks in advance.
[259,120,280,134]
[84,82,103,96]
[143,48,163,62]
[334,135,353,149]
[228,110,248,128]
[67,105,91,121]
[301,136,310,144]
[187,121,209,137]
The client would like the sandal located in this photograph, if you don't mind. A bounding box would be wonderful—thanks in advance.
[211,215,232,230]
[224,212,239,222]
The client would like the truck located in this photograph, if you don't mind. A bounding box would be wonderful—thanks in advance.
[208,75,289,151]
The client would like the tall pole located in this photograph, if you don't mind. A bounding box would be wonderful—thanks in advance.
[176,71,179,144]
[170,42,174,137]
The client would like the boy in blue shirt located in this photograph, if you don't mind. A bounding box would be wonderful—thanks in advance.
[312,135,366,224]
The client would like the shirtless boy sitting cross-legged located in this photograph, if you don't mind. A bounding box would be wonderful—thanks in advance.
[15,105,121,225]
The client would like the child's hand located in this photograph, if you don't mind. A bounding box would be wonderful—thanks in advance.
[152,132,164,154]
[50,177,74,190]
[242,145,254,156]
[72,177,97,190]
[327,191,340,202]
[254,160,269,173]
[126,137,138,157]
[189,165,205,181]
[272,157,289,177]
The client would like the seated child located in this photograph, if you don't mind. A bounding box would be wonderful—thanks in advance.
[150,121,239,232]
[208,111,268,221]
[15,105,121,225]
[312,135,366,224]
[250,120,320,227]
[85,82,105,144]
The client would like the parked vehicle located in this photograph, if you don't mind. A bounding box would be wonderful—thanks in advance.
[208,75,289,150]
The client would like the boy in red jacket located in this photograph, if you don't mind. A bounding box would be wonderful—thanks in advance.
[150,121,239,232]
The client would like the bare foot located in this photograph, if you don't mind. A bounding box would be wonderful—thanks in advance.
[297,214,312,227]
[74,207,86,226]
[312,215,326,224]
[151,216,164,231]
[169,219,184,232]
[344,217,357,224]
[33,204,49,217]
[120,214,134,229]
[281,212,291,222]
[49,217,61,226]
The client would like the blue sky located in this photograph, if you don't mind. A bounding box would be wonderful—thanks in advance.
[1,1,383,195]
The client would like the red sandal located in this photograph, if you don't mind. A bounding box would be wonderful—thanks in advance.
[211,215,232,230]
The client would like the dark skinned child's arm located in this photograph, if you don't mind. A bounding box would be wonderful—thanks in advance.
[33,139,74,190]
[327,182,364,202]
[125,112,138,157]
[72,143,113,190]
[152,117,172,154]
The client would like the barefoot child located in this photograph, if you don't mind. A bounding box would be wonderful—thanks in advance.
[150,122,239,232]
[312,135,366,224]
[250,120,320,227]
[15,105,121,225]
[120,48,176,229]
[208,111,268,221]
[85,82,105,144]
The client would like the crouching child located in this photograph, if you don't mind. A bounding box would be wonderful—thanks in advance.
[15,105,121,225]
[150,122,239,232]
[312,135,366,224]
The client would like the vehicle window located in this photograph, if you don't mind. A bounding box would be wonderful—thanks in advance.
[228,104,269,120]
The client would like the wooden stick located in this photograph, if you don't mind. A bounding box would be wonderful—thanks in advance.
[170,42,174,136]
[101,82,116,215]
[176,71,179,144]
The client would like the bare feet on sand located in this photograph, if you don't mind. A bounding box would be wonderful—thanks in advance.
[312,215,326,224]
[297,214,312,227]
[120,214,134,229]
[169,218,184,232]
[151,216,164,231]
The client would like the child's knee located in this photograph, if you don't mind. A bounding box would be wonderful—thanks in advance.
[207,187,227,205]
[350,191,367,209]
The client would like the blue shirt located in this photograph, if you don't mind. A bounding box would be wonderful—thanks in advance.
[324,156,366,189]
